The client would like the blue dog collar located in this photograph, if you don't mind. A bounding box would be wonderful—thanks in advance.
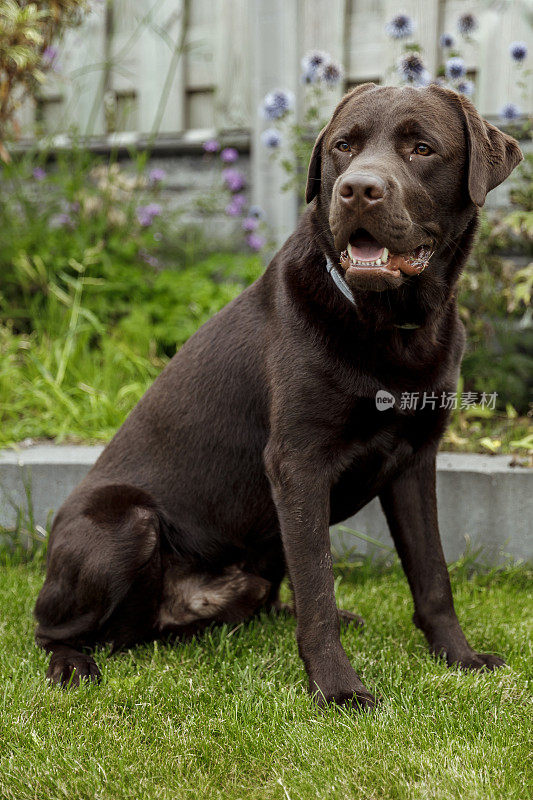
[324,255,420,329]
[325,255,356,307]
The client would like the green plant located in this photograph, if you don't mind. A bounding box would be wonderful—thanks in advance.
[0,249,262,446]
[0,0,87,149]
[0,148,169,325]
[458,155,533,416]
[0,143,264,447]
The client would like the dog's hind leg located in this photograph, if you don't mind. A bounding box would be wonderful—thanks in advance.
[35,484,162,687]
[157,562,272,632]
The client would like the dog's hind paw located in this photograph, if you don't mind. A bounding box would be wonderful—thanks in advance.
[46,651,101,688]
[449,651,506,672]
[338,609,365,629]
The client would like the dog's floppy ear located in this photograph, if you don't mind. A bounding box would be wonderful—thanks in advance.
[459,96,522,207]
[305,125,327,204]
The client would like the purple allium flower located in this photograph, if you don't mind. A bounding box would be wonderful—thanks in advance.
[220,147,239,163]
[136,202,162,227]
[148,167,166,184]
[301,50,328,72]
[456,79,474,97]
[42,46,59,69]
[261,89,294,121]
[322,60,344,86]
[246,233,265,252]
[32,167,46,181]
[140,249,159,267]
[385,14,415,40]
[509,41,528,62]
[225,200,243,217]
[445,56,466,80]
[397,53,426,82]
[248,204,264,220]
[301,68,318,85]
[242,217,259,233]
[439,32,455,48]
[231,193,246,209]
[260,128,282,148]
[457,13,477,36]
[500,103,522,121]
[300,50,329,83]
[137,209,152,226]
[49,212,73,229]
[222,168,245,193]
[202,138,220,153]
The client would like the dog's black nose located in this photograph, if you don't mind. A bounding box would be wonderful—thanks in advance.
[338,173,386,207]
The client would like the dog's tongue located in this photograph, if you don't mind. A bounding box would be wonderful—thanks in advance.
[348,231,385,262]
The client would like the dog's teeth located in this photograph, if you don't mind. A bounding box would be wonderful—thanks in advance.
[347,243,354,260]
[382,248,389,263]
[376,258,382,265]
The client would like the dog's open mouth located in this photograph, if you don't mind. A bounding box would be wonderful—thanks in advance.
[340,229,434,277]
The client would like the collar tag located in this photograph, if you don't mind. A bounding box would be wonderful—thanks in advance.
[393,322,421,330]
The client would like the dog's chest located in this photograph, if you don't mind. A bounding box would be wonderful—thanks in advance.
[329,403,438,521]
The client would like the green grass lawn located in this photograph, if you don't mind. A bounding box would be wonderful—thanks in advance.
[0,560,531,800]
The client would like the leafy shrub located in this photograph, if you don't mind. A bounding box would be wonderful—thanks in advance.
[0,0,87,146]
[0,148,262,446]
[0,249,262,446]
[459,155,533,413]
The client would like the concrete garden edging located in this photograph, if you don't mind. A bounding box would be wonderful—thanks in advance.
[0,445,531,564]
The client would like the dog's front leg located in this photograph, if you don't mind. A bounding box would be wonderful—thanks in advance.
[265,445,377,711]
[379,451,504,670]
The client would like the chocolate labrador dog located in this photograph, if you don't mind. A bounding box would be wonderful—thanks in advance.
[35,84,522,709]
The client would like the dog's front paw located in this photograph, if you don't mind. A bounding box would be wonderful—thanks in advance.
[313,684,378,712]
[310,672,378,712]
[46,652,101,688]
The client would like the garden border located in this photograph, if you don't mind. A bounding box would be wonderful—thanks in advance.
[0,445,531,564]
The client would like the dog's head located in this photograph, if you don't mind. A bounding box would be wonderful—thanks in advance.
[307,84,522,293]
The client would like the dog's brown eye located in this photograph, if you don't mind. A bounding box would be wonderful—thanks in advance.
[336,141,351,152]
[413,143,432,156]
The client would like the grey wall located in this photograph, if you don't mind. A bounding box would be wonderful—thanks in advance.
[1,446,531,564]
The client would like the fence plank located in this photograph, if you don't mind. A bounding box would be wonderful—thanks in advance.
[299,0,346,114]
[214,0,252,129]
[136,0,186,135]
[346,0,388,82]
[477,0,533,118]
[60,2,108,136]
[250,0,300,245]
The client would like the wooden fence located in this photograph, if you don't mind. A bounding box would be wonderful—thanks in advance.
[14,0,533,243]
